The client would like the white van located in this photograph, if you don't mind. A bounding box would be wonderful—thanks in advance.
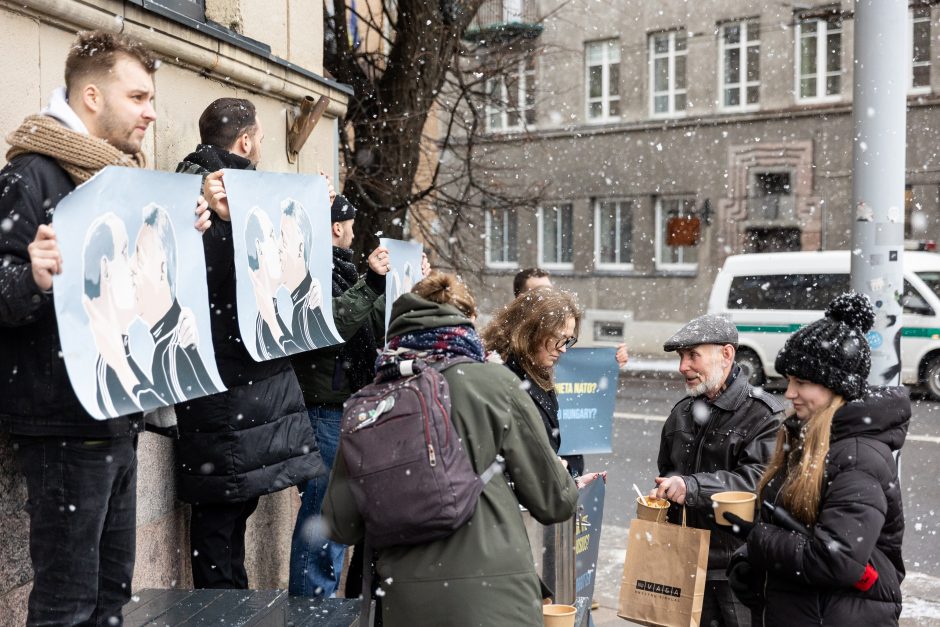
[708,250,940,400]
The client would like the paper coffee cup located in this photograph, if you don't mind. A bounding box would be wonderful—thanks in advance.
[711,491,757,526]
[635,495,670,523]
[543,604,577,627]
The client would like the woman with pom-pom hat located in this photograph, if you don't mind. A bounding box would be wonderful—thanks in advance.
[724,292,910,626]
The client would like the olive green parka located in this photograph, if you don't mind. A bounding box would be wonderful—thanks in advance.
[323,294,578,627]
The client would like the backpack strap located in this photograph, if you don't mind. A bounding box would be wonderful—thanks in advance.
[357,536,374,627]
[374,354,476,383]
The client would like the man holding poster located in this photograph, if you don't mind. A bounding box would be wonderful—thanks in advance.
[0,31,207,625]
[175,98,329,589]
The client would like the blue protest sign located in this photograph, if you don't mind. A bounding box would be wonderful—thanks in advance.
[554,347,618,455]
[575,473,606,623]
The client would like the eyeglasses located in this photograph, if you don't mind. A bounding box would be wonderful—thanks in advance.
[552,335,578,351]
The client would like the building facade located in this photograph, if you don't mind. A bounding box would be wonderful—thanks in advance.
[0,0,348,620]
[451,0,940,355]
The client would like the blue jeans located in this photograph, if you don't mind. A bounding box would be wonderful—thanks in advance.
[289,406,346,597]
[13,435,137,627]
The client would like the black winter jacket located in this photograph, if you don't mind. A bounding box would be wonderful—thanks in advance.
[0,153,141,438]
[746,386,909,627]
[505,354,584,476]
[290,245,386,408]
[658,366,783,570]
[172,146,323,504]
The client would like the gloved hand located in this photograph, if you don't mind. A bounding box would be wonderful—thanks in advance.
[726,546,764,610]
[727,559,763,609]
[723,513,755,539]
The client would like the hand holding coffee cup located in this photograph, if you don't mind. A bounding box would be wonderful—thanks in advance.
[711,491,757,527]
[723,512,755,539]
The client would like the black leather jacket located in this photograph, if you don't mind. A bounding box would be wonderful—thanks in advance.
[657,366,783,570]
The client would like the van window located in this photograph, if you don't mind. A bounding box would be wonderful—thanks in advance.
[917,272,940,300]
[727,273,849,310]
[904,278,936,316]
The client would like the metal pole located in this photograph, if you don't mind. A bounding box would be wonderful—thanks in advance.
[850,0,907,387]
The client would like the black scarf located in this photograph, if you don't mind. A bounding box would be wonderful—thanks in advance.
[330,246,379,393]
[332,246,359,296]
[178,144,254,172]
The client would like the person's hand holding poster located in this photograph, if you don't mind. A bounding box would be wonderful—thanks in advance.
[222,170,342,361]
[554,347,618,455]
[52,167,225,419]
[379,238,424,333]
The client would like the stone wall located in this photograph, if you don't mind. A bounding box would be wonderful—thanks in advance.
[0,0,347,622]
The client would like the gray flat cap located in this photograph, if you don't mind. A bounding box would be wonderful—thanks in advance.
[663,314,738,352]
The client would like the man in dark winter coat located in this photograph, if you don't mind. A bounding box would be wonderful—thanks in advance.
[175,97,328,589]
[655,314,783,627]
[0,31,207,625]
[288,193,393,597]
[179,98,390,589]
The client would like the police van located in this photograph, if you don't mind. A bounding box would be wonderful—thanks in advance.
[707,250,940,400]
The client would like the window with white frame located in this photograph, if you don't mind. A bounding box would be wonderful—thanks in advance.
[720,19,760,109]
[796,13,842,101]
[486,56,536,132]
[485,206,519,267]
[595,199,634,268]
[911,6,931,92]
[585,40,621,121]
[650,30,688,116]
[539,203,573,268]
[655,197,699,270]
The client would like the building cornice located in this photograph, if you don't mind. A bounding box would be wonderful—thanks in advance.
[478,96,940,144]
[5,0,351,116]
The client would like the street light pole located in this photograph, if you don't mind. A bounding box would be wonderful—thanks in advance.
[850,0,907,387]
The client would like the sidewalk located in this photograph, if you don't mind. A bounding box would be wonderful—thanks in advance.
[588,523,940,626]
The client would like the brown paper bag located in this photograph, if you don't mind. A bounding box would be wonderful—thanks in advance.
[617,515,709,627]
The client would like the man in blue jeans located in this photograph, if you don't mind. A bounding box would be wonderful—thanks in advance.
[288,195,389,596]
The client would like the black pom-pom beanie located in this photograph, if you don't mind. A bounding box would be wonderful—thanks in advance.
[774,292,874,400]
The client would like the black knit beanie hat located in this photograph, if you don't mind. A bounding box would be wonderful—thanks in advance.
[774,292,874,400]
[331,194,357,223]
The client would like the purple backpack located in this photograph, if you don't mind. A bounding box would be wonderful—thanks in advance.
[339,356,486,549]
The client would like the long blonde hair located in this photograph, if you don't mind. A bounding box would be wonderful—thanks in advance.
[757,397,845,526]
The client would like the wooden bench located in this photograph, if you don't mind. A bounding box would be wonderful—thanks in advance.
[124,589,362,626]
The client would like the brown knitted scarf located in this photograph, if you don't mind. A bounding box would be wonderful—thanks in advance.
[5,114,146,184]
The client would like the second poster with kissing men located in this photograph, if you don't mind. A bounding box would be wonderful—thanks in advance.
[223,170,343,361]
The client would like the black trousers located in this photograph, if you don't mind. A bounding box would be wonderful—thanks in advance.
[189,498,260,589]
[14,435,138,627]
[702,574,752,627]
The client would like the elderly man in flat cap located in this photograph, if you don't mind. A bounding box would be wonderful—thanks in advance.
[653,314,783,627]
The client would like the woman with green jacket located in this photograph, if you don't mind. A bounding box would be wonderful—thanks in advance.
[323,273,579,627]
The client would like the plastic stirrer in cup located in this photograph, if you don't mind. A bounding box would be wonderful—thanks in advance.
[633,483,648,507]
